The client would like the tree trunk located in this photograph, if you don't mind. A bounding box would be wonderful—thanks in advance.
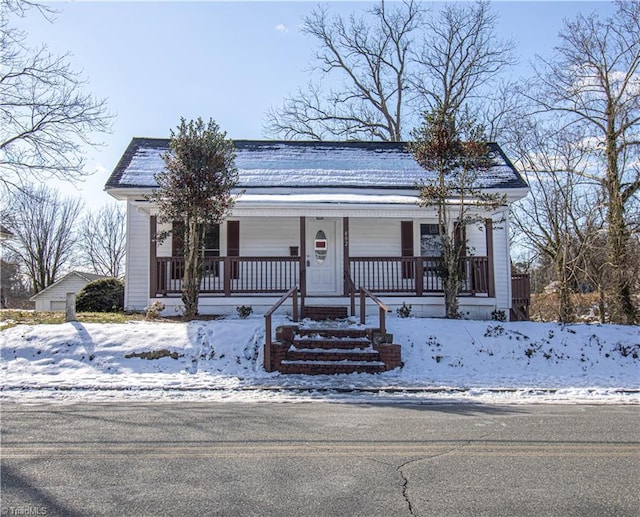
[555,248,574,324]
[604,122,637,325]
[598,286,607,324]
[182,217,200,319]
[442,233,462,319]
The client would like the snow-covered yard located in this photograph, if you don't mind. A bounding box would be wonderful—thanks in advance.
[1,315,638,404]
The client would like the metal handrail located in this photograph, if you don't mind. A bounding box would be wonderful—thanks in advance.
[359,287,391,334]
[264,286,299,370]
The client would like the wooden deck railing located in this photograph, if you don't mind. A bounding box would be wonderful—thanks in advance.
[154,255,491,298]
[155,256,299,296]
[511,273,531,305]
[264,286,299,370]
[511,273,531,321]
[359,287,391,334]
[348,256,490,296]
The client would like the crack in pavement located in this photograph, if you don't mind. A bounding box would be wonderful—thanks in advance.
[395,432,496,516]
[304,431,498,517]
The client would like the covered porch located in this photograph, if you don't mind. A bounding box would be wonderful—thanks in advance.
[152,254,494,298]
[149,215,499,301]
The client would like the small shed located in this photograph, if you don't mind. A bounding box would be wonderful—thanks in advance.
[30,271,108,312]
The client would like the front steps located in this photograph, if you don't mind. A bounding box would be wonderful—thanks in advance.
[302,305,348,320]
[266,308,402,374]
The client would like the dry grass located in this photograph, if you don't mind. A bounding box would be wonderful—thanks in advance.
[0,310,146,329]
[0,309,224,329]
[530,292,604,323]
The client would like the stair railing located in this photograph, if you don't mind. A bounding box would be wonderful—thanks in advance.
[359,287,391,334]
[264,286,299,369]
[343,271,356,317]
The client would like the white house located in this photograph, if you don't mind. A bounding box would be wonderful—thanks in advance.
[30,271,107,312]
[105,139,530,321]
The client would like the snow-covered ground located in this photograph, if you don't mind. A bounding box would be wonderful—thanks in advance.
[1,315,638,404]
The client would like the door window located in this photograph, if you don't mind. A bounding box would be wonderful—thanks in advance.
[314,231,328,263]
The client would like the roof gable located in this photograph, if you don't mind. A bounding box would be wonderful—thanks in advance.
[29,271,109,300]
[106,139,527,191]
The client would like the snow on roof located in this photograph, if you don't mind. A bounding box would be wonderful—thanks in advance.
[106,139,527,191]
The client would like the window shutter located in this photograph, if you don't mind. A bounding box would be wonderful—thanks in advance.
[227,221,240,279]
[401,221,414,279]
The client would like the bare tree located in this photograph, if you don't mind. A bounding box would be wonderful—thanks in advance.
[265,0,423,141]
[509,117,603,323]
[522,1,640,324]
[79,203,126,278]
[265,1,515,142]
[3,184,83,292]
[412,1,516,124]
[0,0,112,192]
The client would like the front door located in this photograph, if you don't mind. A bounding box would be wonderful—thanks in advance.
[306,218,339,295]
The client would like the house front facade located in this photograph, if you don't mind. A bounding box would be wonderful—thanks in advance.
[105,139,529,320]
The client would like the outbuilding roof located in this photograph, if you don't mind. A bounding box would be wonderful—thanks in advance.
[105,139,527,191]
[29,271,108,301]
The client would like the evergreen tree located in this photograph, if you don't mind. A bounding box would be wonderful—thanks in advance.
[150,117,238,319]
[409,109,504,318]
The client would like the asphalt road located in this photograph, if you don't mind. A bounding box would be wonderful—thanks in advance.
[1,401,639,517]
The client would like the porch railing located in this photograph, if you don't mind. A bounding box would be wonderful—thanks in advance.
[511,273,531,321]
[154,255,491,297]
[155,256,300,296]
[348,256,490,296]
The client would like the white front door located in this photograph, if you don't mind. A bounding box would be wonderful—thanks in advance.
[306,219,339,295]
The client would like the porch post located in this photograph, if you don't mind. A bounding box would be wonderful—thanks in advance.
[485,219,496,298]
[299,217,306,302]
[149,216,157,298]
[343,217,350,295]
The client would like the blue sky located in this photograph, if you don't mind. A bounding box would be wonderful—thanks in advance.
[17,1,616,208]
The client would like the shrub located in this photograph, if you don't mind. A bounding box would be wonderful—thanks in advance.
[491,309,507,322]
[236,305,253,318]
[396,302,412,318]
[76,278,124,313]
[145,300,165,320]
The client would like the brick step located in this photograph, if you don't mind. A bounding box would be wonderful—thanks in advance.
[295,328,368,339]
[302,306,348,320]
[291,338,371,350]
[285,348,380,362]
[278,361,387,375]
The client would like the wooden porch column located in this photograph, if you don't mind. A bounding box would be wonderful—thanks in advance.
[485,219,496,298]
[343,217,350,295]
[149,216,157,298]
[299,217,306,300]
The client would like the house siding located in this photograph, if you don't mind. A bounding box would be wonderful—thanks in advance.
[33,275,93,311]
[124,200,150,311]
[237,217,300,256]
[349,218,401,257]
[493,211,512,314]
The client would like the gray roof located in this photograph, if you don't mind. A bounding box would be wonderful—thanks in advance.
[105,139,527,191]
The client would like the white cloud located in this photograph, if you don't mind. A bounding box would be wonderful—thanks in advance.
[274,24,288,33]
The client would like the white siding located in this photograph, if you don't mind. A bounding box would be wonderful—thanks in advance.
[349,218,401,257]
[237,217,300,256]
[157,221,172,257]
[467,224,486,256]
[124,201,150,311]
[32,275,92,311]
[493,211,511,312]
